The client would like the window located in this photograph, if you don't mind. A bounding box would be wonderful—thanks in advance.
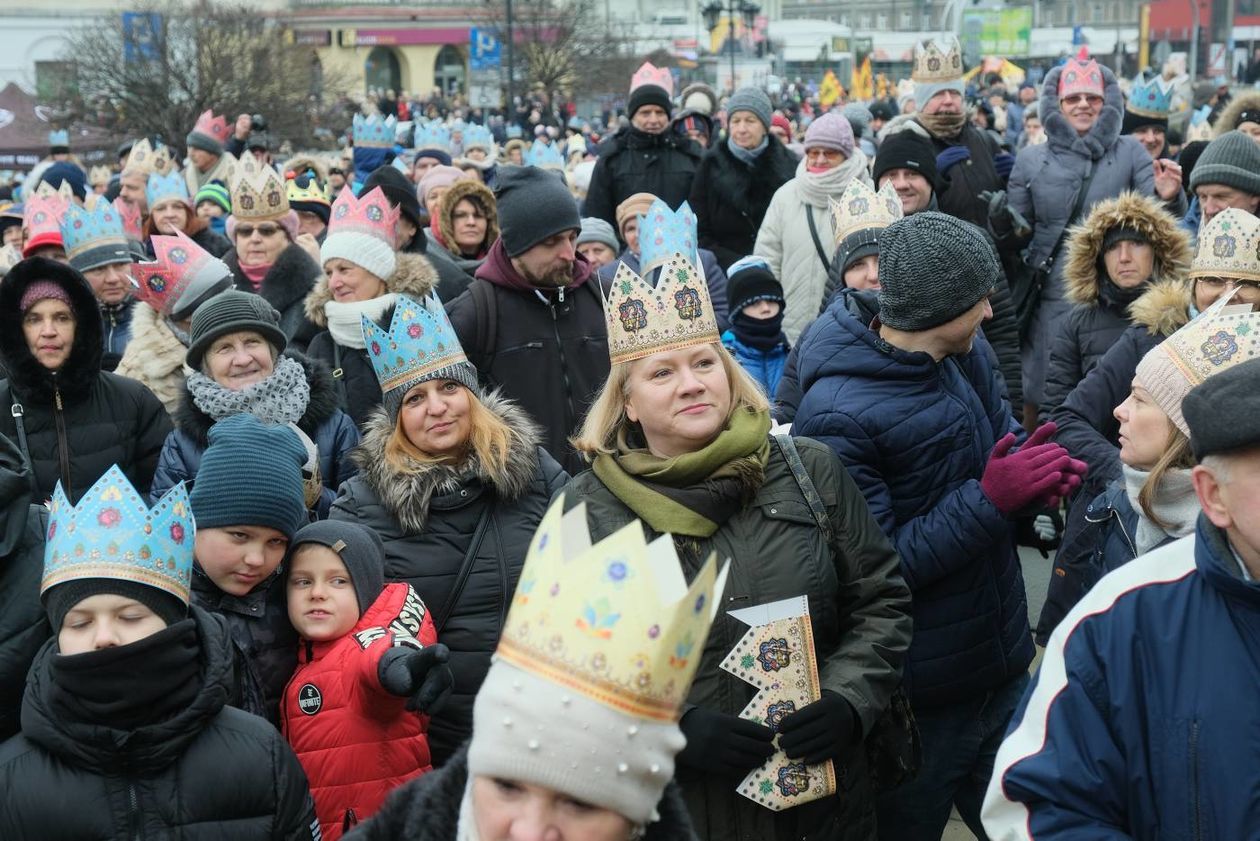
[876,12,888,28]
[921,10,933,27]
[900,10,913,28]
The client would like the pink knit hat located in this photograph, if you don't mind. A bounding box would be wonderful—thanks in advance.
[19,279,73,313]
[417,165,466,204]
[803,112,855,158]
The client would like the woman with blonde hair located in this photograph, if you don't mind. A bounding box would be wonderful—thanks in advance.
[330,294,566,767]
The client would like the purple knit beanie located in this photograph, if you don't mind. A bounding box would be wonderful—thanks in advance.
[803,112,855,158]
[20,279,73,313]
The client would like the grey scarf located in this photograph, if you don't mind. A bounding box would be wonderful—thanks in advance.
[727,135,768,166]
[1122,465,1200,555]
[186,355,311,426]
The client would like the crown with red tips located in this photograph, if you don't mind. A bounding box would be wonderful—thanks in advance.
[134,228,232,317]
[630,61,674,96]
[327,185,399,249]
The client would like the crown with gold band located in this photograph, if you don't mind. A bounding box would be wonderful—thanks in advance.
[134,229,232,317]
[639,199,699,277]
[122,138,173,177]
[286,173,330,207]
[327,185,398,249]
[524,139,565,170]
[630,61,675,96]
[361,293,478,398]
[911,36,963,84]
[42,465,194,606]
[605,255,720,365]
[354,113,397,149]
[146,168,191,209]
[59,201,130,271]
[1126,75,1175,118]
[1058,47,1105,100]
[1186,105,1214,143]
[229,163,289,221]
[830,179,903,247]
[496,494,728,722]
[88,165,112,188]
[1189,207,1260,282]
[112,196,143,241]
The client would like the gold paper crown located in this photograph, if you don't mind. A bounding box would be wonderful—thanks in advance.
[122,139,172,177]
[87,165,112,187]
[605,254,720,365]
[1190,207,1260,281]
[911,36,963,84]
[497,496,728,722]
[286,175,330,207]
[829,179,903,246]
[230,163,289,221]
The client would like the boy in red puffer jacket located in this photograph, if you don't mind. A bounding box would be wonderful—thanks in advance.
[281,520,453,840]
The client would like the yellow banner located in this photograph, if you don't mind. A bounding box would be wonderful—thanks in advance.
[819,69,843,108]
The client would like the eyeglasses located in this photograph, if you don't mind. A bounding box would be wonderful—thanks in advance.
[236,223,282,239]
[1061,94,1102,107]
[1196,277,1260,293]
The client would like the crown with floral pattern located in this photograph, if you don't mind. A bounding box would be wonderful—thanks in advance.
[497,494,727,721]
[1189,207,1260,282]
[59,201,130,268]
[134,229,231,316]
[911,36,963,84]
[630,61,675,96]
[353,113,397,149]
[41,465,194,605]
[327,185,398,249]
[361,293,477,397]
[21,187,72,254]
[829,179,903,247]
[48,129,69,149]
[146,168,191,209]
[524,139,565,170]
[229,163,289,221]
[1127,75,1175,118]
[189,109,232,147]
[605,255,720,365]
[463,123,495,153]
[639,199,699,276]
[122,138,173,176]
[88,165,112,187]
[415,119,451,151]
[1058,48,1105,100]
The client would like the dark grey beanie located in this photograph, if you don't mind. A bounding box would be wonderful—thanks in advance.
[878,212,998,331]
[1188,130,1260,196]
[289,520,386,617]
[185,290,288,370]
[726,87,773,131]
[494,165,581,257]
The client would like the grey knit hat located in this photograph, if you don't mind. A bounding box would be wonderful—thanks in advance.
[185,290,288,370]
[577,217,619,251]
[289,520,386,617]
[495,165,581,257]
[1188,130,1260,196]
[878,212,999,331]
[726,87,773,131]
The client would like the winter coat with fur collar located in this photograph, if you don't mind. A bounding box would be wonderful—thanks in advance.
[225,241,323,353]
[330,393,568,766]
[114,301,189,416]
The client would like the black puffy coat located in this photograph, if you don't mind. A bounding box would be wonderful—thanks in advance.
[688,136,798,270]
[0,607,318,840]
[225,242,323,353]
[330,393,568,766]
[0,258,172,505]
[584,128,703,230]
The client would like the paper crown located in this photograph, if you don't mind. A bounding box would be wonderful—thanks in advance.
[463,124,495,152]
[134,229,230,316]
[1190,207,1260,282]
[112,196,143,240]
[415,119,451,151]
[497,495,727,722]
[1127,75,1175,118]
[87,165,112,187]
[1058,49,1105,99]
[605,255,720,365]
[42,466,193,605]
[1186,105,1214,142]
[22,188,71,250]
[327,185,398,249]
[48,129,70,149]
[911,36,963,84]
[286,173,330,207]
[230,163,289,220]
[146,169,191,209]
[361,293,471,395]
[59,201,129,263]
[639,199,698,276]
[524,139,564,170]
[630,61,674,96]
[190,109,231,146]
[353,113,397,149]
[829,179,903,246]
[123,138,173,176]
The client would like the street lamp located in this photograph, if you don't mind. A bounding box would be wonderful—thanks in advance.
[701,0,760,92]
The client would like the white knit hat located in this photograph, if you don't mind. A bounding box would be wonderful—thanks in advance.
[319,186,398,281]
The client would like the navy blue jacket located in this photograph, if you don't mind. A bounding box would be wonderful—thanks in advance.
[793,289,1033,708]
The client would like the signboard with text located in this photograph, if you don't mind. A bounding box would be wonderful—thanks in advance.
[961,8,1032,57]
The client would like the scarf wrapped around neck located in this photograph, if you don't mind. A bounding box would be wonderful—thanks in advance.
[1122,464,1200,555]
[795,151,871,209]
[727,135,769,166]
[324,293,397,349]
[186,354,311,426]
[593,407,772,537]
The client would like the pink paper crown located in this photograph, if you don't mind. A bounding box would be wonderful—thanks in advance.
[112,196,143,241]
[630,61,674,96]
[133,229,221,315]
[191,109,231,145]
[327,185,399,250]
[23,192,71,243]
[1058,47,1105,100]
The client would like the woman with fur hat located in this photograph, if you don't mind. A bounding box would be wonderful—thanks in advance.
[143,169,231,258]
[1212,90,1260,141]
[330,294,568,767]
[425,179,499,278]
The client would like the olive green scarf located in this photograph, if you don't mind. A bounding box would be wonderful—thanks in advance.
[593,408,771,537]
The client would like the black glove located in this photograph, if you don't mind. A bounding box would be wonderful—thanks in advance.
[378,643,454,714]
[1015,508,1065,558]
[777,691,859,765]
[677,706,776,777]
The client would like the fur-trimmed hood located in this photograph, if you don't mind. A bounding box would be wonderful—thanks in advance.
[1128,277,1193,336]
[302,251,439,328]
[433,179,499,259]
[1214,91,1260,138]
[1063,191,1192,306]
[353,390,544,534]
[1041,63,1124,160]
[284,154,329,184]
[225,241,323,314]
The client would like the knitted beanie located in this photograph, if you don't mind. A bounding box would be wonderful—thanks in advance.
[803,112,855,158]
[727,87,773,131]
[628,84,672,119]
[20,280,73,313]
[495,165,580,257]
[185,289,288,370]
[1182,356,1260,459]
[414,148,453,168]
[616,192,657,237]
[577,217,619,251]
[878,212,998,331]
[289,520,385,617]
[38,162,88,201]
[363,164,422,228]
[320,229,396,281]
[726,255,784,311]
[194,181,232,214]
[417,165,465,205]
[189,414,309,538]
[1188,130,1260,196]
[843,102,874,138]
[771,113,793,138]
[873,131,939,187]
[914,76,965,112]
[45,578,187,633]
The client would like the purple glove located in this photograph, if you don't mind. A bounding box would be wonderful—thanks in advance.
[994,152,1015,180]
[981,423,1073,516]
[936,145,972,177]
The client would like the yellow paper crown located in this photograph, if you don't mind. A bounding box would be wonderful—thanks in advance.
[497,496,728,722]
[122,138,172,177]
[87,165,112,187]
[230,162,289,221]
[829,179,903,246]
[605,254,720,365]
[912,36,963,84]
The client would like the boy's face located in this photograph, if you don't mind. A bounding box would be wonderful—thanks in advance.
[287,545,360,641]
[194,525,289,596]
[741,300,781,319]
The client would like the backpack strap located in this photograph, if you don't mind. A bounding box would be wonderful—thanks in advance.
[772,434,832,544]
[3,383,37,495]
[469,279,499,378]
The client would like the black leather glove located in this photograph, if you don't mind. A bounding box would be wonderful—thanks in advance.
[378,643,454,714]
[777,691,859,765]
[677,706,776,777]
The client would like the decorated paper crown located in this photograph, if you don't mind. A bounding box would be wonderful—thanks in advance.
[463,124,495,153]
[353,113,397,149]
[361,293,474,396]
[87,165,112,187]
[146,168,191,209]
[605,255,720,365]
[829,179,903,246]
[497,495,728,722]
[524,139,565,170]
[134,229,230,316]
[59,201,129,265]
[1127,75,1175,118]
[1058,48,1105,100]
[1190,207,1260,282]
[911,36,963,84]
[22,187,72,254]
[48,129,70,149]
[1186,105,1214,143]
[112,196,143,241]
[42,465,194,605]
[630,61,674,96]
[415,120,451,151]
[230,164,289,220]
[327,185,398,249]
[639,199,698,276]
[123,138,173,176]
[286,173,330,207]
[189,109,231,147]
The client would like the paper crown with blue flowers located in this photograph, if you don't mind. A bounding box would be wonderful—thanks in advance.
[146,168,191,209]
[638,199,699,276]
[361,293,479,402]
[1127,75,1176,118]
[416,120,451,151]
[605,254,719,365]
[48,129,70,149]
[59,201,131,272]
[353,113,397,149]
[463,124,495,153]
[524,139,564,170]
[42,465,195,606]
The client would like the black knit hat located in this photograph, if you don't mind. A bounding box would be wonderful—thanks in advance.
[495,165,580,257]
[1122,108,1168,136]
[628,84,672,119]
[873,131,939,191]
[185,290,288,370]
[362,164,422,230]
[878,212,998,331]
[45,578,187,632]
[289,520,386,617]
[726,257,784,312]
[1183,356,1260,459]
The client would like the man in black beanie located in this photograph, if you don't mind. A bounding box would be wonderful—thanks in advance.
[445,165,608,474]
[874,132,939,215]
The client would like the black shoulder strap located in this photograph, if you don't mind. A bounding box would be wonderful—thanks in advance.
[805,208,832,276]
[772,434,833,544]
[434,498,496,634]
[330,342,348,408]
[469,280,498,377]
[1042,164,1100,270]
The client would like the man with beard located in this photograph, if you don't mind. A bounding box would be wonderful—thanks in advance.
[445,166,608,474]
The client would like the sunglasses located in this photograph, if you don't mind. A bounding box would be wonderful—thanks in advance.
[236,223,282,238]
[1061,93,1102,106]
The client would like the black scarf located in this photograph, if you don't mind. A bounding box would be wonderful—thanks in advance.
[49,618,201,732]
[731,310,788,351]
[1098,276,1148,312]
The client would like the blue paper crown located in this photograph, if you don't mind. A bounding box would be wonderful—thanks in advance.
[1190,104,1211,127]
[525,140,564,169]
[59,201,128,261]
[1128,76,1175,118]
[146,169,190,209]
[42,465,194,605]
[48,129,69,148]
[639,199,699,276]
[416,120,451,151]
[464,124,494,152]
[361,293,473,395]
[353,113,397,149]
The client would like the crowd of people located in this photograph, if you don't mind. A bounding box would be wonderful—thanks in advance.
[0,33,1259,841]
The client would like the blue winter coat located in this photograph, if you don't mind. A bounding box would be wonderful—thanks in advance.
[100,298,135,372]
[721,329,789,398]
[597,247,731,334]
[984,518,1260,840]
[793,289,1033,708]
